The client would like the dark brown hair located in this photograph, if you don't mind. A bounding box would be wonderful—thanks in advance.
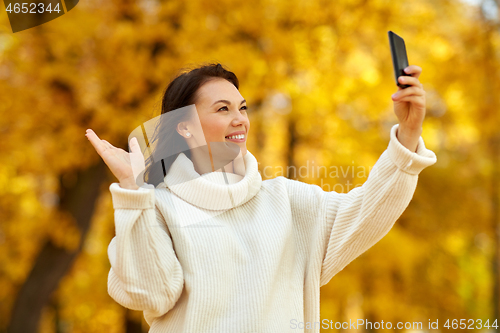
[143,63,239,187]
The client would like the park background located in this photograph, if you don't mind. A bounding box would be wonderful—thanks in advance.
[1,0,499,331]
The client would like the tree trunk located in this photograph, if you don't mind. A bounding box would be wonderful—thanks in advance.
[125,309,144,333]
[491,136,500,329]
[7,161,107,333]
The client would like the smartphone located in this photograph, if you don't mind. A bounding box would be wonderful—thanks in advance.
[388,31,411,89]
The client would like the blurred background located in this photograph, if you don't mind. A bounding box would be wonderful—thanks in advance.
[0,0,499,332]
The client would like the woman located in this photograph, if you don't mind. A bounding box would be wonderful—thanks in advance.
[86,63,437,332]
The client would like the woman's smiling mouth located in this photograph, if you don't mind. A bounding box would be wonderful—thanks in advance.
[225,134,246,142]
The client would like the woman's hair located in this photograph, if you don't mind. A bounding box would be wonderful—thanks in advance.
[143,62,240,187]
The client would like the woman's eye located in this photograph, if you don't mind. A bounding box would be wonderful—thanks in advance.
[217,105,248,112]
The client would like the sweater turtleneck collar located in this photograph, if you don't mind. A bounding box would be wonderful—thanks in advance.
[157,150,262,211]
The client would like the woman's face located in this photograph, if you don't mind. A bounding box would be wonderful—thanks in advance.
[186,78,250,156]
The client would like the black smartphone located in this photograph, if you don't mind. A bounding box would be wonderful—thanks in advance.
[388,31,411,89]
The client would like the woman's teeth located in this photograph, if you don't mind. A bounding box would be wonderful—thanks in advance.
[226,134,244,140]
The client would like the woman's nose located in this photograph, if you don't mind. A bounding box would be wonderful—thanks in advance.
[231,109,247,125]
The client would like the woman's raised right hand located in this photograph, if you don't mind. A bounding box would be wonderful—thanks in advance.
[85,129,145,190]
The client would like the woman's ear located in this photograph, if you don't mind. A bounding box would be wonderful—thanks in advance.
[176,122,190,138]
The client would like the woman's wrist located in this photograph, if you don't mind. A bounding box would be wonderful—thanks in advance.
[397,125,422,153]
[119,178,140,190]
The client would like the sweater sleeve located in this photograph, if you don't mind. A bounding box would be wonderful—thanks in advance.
[107,183,184,318]
[318,124,437,286]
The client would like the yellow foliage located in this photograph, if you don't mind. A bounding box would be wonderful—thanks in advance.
[1,0,499,331]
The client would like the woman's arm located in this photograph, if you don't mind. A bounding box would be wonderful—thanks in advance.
[319,64,434,286]
[283,65,435,286]
[107,183,184,317]
[319,124,436,286]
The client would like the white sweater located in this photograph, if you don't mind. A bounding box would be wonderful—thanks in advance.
[107,124,437,333]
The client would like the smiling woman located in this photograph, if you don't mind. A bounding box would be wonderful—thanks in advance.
[139,63,249,187]
[176,78,250,175]
[85,62,438,333]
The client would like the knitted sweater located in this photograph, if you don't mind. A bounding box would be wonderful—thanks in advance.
[107,124,437,333]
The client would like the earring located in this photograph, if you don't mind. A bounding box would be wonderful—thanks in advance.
[186,132,191,137]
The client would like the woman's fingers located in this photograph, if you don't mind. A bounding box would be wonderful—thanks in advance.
[128,137,146,186]
[392,86,424,101]
[86,130,121,158]
[398,76,422,88]
[101,139,115,150]
[129,137,141,154]
[86,129,141,184]
[403,65,422,79]
[85,129,108,156]
[394,95,425,107]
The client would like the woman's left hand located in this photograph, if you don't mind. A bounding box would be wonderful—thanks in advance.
[391,65,426,152]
